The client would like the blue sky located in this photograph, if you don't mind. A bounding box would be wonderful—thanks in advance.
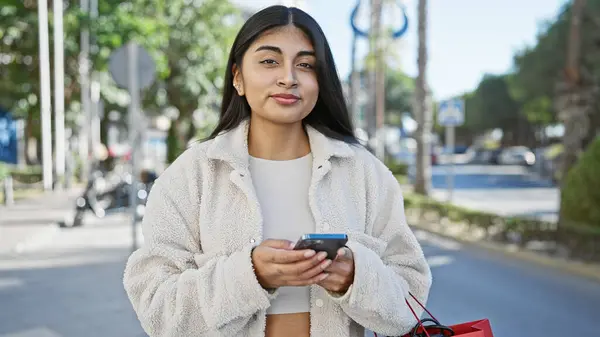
[233,0,569,100]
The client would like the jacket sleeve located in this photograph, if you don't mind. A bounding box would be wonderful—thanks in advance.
[123,154,274,337]
[328,163,432,336]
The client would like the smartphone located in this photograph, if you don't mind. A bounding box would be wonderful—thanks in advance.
[293,233,348,260]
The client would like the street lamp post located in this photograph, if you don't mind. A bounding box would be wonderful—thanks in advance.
[79,0,91,183]
[54,0,66,189]
[350,0,409,160]
[37,0,54,191]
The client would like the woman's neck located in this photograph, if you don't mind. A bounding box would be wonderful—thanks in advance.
[248,117,311,161]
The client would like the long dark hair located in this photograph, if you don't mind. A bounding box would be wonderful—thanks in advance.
[207,5,359,144]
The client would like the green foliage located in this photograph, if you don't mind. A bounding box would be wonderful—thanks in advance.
[385,69,414,126]
[0,164,43,183]
[384,159,408,176]
[461,1,600,138]
[0,163,9,180]
[510,1,600,126]
[560,137,600,228]
[166,122,180,164]
[350,66,415,128]
[0,0,241,164]
[467,74,521,132]
[401,186,600,262]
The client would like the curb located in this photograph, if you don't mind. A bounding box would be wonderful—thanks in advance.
[410,221,600,284]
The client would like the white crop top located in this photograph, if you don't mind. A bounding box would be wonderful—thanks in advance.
[249,153,315,315]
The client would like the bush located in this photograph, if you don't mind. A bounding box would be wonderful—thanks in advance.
[0,165,43,184]
[385,158,409,176]
[0,163,8,180]
[561,137,600,228]
[401,183,600,262]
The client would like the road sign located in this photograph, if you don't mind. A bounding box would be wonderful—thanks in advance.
[438,98,465,127]
[109,42,157,252]
[0,111,17,164]
[438,98,464,202]
[108,42,156,90]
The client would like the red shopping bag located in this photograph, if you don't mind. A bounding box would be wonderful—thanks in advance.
[374,293,494,337]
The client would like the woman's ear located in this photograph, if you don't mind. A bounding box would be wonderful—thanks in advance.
[232,64,245,96]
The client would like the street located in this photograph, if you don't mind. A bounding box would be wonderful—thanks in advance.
[419,230,600,337]
[430,164,559,222]
[1,213,598,337]
[0,214,146,337]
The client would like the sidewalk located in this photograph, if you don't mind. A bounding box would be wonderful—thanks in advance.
[0,213,147,337]
[0,187,84,255]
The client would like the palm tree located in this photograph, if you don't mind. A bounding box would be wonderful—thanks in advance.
[557,0,593,224]
[414,0,432,195]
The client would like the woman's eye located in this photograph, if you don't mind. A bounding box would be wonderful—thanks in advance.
[260,59,278,65]
[298,63,314,69]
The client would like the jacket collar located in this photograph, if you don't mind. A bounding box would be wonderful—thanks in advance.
[206,119,355,171]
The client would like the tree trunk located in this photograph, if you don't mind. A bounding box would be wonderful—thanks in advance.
[374,0,385,160]
[414,0,432,195]
[557,0,592,226]
[349,20,359,129]
[366,0,383,149]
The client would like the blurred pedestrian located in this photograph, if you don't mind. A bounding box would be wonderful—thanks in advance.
[123,5,431,337]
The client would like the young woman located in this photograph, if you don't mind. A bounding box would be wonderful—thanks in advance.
[124,5,431,337]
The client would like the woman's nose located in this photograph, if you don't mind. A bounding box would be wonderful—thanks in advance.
[277,65,298,88]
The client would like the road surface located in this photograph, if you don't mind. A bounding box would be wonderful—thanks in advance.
[430,165,559,222]
[1,214,598,337]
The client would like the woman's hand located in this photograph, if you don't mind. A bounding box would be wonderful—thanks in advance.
[317,247,355,294]
[251,239,332,289]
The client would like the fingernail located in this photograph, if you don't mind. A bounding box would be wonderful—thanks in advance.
[289,242,296,249]
[322,259,332,269]
[317,251,328,260]
[304,250,316,258]
[319,273,329,281]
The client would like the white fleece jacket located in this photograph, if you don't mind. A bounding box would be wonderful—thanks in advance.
[123,119,432,337]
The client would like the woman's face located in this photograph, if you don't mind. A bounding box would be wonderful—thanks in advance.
[234,25,319,126]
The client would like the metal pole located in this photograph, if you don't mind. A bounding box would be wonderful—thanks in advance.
[79,0,91,183]
[128,43,140,252]
[3,175,14,206]
[446,125,455,202]
[54,0,66,189]
[16,119,25,169]
[90,0,101,152]
[38,0,54,191]
[375,39,385,161]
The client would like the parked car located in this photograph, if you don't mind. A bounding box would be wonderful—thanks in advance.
[497,146,536,166]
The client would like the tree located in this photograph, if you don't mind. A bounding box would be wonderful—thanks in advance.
[0,0,166,164]
[139,0,241,161]
[511,0,600,137]
[0,0,241,165]
[467,74,534,145]
[557,0,598,226]
[385,69,414,126]
[413,0,432,195]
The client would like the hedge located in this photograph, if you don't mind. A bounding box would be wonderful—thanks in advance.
[561,137,600,228]
[0,164,43,184]
[401,184,600,263]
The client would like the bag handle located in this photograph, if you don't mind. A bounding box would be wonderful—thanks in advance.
[373,293,436,337]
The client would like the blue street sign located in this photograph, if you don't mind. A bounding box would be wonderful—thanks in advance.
[0,110,18,164]
[438,98,465,127]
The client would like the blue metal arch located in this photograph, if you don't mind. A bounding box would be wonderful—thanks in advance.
[350,0,409,40]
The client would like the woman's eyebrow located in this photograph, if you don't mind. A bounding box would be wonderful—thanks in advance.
[254,45,316,57]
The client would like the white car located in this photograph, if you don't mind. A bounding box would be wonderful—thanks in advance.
[498,146,536,166]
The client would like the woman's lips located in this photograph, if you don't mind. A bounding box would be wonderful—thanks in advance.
[271,94,300,105]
